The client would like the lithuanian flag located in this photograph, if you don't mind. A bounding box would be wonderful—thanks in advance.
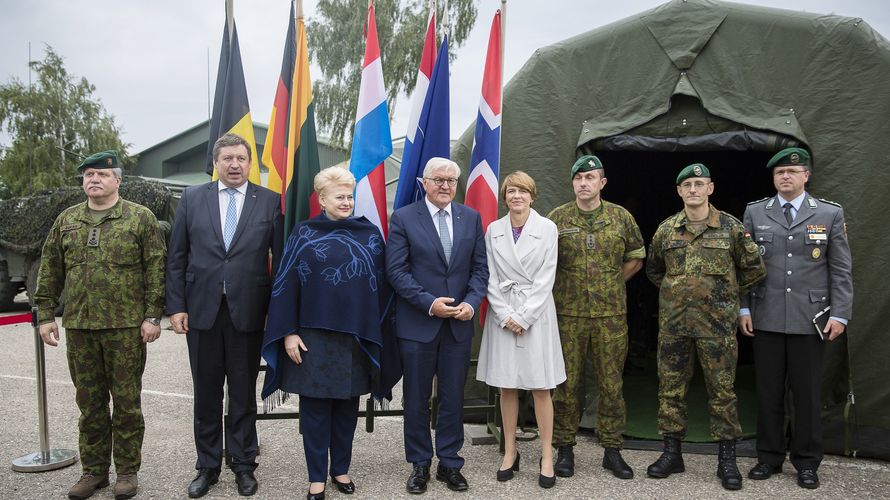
[263,0,321,239]
[206,16,261,185]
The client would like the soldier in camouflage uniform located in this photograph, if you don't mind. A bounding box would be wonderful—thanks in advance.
[35,151,166,500]
[548,155,645,479]
[645,163,765,491]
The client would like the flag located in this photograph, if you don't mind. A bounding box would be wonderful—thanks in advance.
[393,34,450,210]
[465,10,502,232]
[206,18,261,184]
[400,8,436,176]
[349,3,392,238]
[262,0,322,238]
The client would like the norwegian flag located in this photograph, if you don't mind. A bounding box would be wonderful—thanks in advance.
[465,10,502,232]
[350,2,392,238]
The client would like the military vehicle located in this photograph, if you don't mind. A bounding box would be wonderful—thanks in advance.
[0,177,177,311]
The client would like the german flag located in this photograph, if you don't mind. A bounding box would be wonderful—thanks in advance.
[206,17,262,185]
[263,0,321,239]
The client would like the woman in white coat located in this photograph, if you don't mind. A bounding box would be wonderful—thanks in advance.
[477,171,566,488]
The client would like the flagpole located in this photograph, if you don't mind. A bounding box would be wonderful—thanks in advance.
[296,0,303,20]
[499,1,506,161]
[225,0,234,41]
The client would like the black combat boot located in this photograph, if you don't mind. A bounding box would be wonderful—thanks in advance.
[602,447,634,479]
[646,437,685,478]
[554,445,575,477]
[717,439,743,490]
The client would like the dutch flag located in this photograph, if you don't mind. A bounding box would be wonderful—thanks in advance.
[350,2,392,238]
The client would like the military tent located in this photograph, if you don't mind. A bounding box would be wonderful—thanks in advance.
[454,0,890,459]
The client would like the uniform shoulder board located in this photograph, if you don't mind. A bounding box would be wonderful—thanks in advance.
[721,211,743,225]
[818,198,843,208]
[746,197,770,206]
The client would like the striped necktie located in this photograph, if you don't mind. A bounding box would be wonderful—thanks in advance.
[223,188,238,251]
[437,209,452,264]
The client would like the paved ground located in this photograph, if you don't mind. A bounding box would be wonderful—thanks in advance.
[2,310,889,499]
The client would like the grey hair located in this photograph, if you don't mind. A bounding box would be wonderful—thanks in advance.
[422,157,461,178]
[111,167,123,178]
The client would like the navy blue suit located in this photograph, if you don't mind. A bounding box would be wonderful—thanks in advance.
[385,199,488,468]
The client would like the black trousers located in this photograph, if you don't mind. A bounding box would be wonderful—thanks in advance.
[186,297,262,472]
[752,330,825,471]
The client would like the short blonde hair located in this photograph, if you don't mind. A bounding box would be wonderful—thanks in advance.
[314,166,356,197]
[500,171,537,202]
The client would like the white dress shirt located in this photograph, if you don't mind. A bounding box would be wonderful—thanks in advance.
[218,181,248,235]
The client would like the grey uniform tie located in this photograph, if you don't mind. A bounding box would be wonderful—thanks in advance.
[783,202,794,226]
[437,209,452,264]
[223,188,238,251]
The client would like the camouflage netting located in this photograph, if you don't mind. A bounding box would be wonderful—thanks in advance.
[0,177,173,256]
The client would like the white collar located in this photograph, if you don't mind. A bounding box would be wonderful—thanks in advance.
[424,196,452,218]
[218,181,248,195]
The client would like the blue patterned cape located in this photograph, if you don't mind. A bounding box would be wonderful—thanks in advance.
[260,215,399,402]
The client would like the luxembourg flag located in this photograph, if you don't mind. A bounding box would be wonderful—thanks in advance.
[350,2,392,238]
[400,8,436,184]
[466,10,502,232]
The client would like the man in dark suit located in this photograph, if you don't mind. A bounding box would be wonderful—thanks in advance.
[739,148,853,490]
[386,157,488,494]
[166,133,283,498]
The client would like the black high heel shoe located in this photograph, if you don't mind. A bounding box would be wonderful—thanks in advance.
[307,483,326,500]
[330,474,355,494]
[539,457,556,489]
[496,451,521,481]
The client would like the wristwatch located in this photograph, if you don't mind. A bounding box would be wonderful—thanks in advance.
[144,317,161,326]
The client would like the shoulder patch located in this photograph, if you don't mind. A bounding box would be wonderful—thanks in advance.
[747,197,769,206]
[818,198,843,208]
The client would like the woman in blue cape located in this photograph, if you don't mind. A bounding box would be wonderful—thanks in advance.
[260,166,395,500]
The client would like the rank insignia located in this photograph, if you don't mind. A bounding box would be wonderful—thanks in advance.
[812,247,821,259]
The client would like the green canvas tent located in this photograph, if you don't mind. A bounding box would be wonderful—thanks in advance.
[454,0,890,459]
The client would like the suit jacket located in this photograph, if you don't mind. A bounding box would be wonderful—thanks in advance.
[385,199,488,343]
[741,193,853,334]
[166,181,283,332]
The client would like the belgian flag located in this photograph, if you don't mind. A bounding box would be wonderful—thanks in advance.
[262,0,321,239]
[206,15,262,185]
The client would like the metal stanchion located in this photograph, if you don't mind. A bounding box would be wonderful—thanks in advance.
[11,307,77,472]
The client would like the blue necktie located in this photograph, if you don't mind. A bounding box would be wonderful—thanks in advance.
[438,209,452,264]
[223,188,238,251]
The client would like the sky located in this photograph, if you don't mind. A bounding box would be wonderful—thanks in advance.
[1,0,888,153]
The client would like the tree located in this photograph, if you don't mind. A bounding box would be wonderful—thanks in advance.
[0,46,131,198]
[308,0,478,148]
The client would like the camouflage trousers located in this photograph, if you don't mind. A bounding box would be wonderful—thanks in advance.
[66,328,146,475]
[657,333,742,440]
[553,314,627,448]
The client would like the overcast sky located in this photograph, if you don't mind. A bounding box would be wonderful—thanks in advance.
[1,0,887,153]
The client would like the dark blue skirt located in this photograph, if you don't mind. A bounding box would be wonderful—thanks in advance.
[278,328,371,399]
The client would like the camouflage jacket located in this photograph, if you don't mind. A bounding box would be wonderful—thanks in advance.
[35,198,166,328]
[646,204,765,337]
[548,200,646,318]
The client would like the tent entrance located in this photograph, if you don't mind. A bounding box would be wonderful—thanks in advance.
[576,144,777,444]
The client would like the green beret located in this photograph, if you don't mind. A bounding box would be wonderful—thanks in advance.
[78,150,119,172]
[766,147,810,169]
[676,163,710,185]
[571,155,603,177]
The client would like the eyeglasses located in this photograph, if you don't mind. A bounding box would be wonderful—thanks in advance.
[678,181,710,191]
[773,168,808,177]
[425,177,458,187]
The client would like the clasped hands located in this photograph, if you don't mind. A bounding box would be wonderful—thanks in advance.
[430,297,474,321]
